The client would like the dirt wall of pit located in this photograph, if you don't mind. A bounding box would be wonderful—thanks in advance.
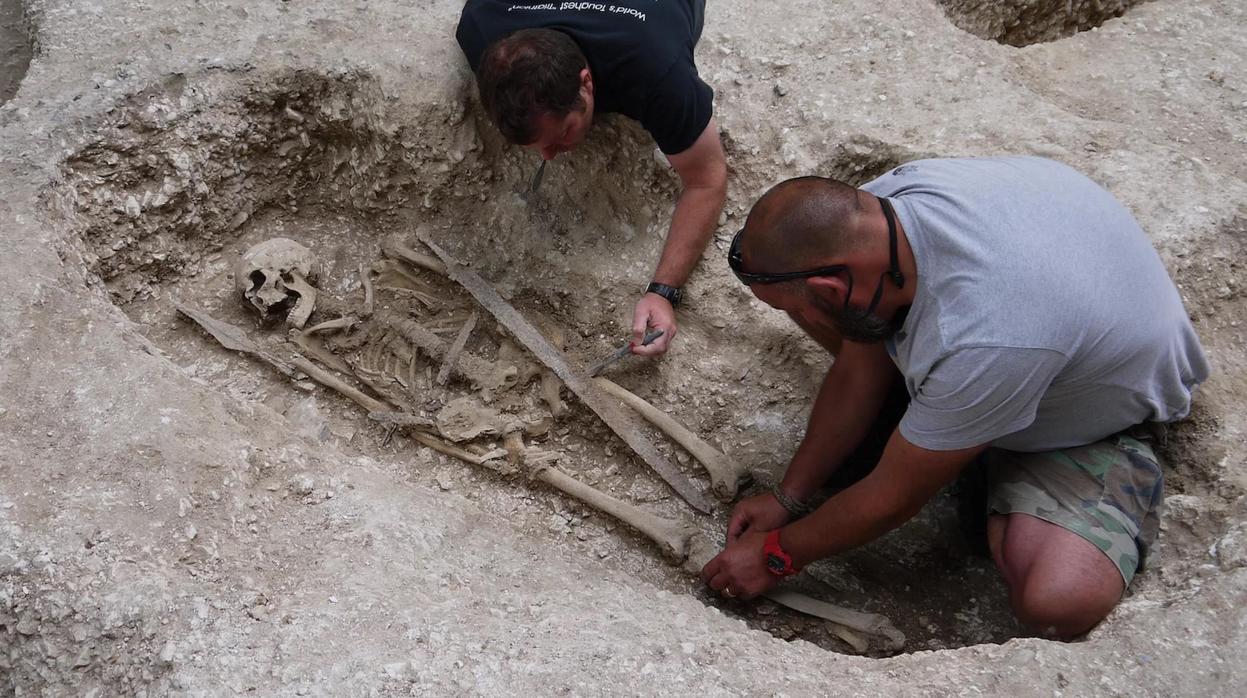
[1,0,1245,694]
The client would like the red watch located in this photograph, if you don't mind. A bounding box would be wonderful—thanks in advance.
[764,529,801,577]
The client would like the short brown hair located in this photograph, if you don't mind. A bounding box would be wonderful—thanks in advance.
[476,29,587,145]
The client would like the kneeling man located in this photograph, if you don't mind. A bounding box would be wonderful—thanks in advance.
[703,156,1210,637]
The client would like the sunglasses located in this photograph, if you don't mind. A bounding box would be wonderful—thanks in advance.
[728,227,849,286]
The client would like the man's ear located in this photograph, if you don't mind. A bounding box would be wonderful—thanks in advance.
[580,67,593,96]
[806,274,850,307]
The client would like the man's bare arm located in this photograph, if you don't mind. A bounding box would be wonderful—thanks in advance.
[782,433,988,568]
[653,118,727,287]
[779,340,899,501]
[630,119,727,356]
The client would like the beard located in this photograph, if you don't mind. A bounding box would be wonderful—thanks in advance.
[809,288,902,344]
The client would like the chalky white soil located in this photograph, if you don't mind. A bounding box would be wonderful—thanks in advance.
[1,0,1244,694]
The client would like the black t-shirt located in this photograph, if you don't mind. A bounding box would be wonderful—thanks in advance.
[456,0,714,155]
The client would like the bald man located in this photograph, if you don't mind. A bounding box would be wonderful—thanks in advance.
[701,157,1209,638]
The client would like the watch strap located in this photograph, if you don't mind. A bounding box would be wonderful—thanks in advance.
[764,529,801,577]
[645,282,682,307]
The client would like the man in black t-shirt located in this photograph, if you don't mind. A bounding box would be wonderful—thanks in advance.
[456,0,727,357]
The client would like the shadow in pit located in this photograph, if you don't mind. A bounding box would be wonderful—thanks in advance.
[934,0,1152,47]
[0,0,32,105]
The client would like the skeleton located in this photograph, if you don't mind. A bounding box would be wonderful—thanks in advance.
[183,233,905,654]
[234,237,323,328]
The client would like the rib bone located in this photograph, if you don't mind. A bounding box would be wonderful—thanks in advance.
[595,378,751,501]
[378,311,519,400]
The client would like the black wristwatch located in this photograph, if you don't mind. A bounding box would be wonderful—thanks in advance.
[645,282,683,307]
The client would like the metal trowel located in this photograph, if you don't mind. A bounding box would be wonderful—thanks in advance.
[529,160,547,193]
[587,329,664,377]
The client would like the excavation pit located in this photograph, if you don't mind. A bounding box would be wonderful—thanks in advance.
[33,60,1237,673]
[3,0,1245,691]
[936,0,1149,47]
[42,70,1039,656]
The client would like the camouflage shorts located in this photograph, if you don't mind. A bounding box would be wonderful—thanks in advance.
[985,428,1164,586]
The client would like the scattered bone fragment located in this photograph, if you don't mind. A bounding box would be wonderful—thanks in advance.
[381,233,447,277]
[437,310,478,385]
[413,229,714,514]
[371,259,427,291]
[233,238,322,323]
[303,316,358,335]
[406,350,420,398]
[385,286,443,309]
[359,263,376,317]
[540,373,569,419]
[595,378,752,502]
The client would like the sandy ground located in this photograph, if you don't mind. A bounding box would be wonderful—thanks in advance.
[2,0,1245,694]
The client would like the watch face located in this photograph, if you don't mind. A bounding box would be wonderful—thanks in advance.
[767,553,786,573]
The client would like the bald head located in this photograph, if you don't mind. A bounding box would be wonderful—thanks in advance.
[739,176,871,275]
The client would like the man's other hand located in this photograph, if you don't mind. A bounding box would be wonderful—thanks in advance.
[700,529,779,601]
[630,293,676,356]
[727,492,791,543]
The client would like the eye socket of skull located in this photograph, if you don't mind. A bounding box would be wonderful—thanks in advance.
[246,269,270,294]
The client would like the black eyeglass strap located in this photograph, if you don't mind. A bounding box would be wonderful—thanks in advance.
[880,197,905,289]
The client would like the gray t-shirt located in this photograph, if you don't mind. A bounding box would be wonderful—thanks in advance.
[862,157,1210,452]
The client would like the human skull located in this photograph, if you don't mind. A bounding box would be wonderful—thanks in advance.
[233,238,322,323]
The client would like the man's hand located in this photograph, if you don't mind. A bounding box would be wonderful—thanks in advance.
[630,293,676,356]
[700,529,780,600]
[726,492,791,543]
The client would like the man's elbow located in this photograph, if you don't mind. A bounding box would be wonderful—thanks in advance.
[691,160,727,205]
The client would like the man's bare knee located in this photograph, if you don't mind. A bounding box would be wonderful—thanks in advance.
[1014,577,1121,638]
[996,514,1126,638]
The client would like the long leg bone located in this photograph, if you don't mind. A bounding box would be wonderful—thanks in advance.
[762,589,904,651]
[594,378,752,502]
[491,431,902,651]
